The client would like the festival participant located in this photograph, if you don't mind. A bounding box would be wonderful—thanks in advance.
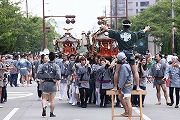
[36,52,61,117]
[58,54,69,100]
[65,54,76,105]
[89,55,101,105]
[117,52,133,120]
[97,57,113,107]
[16,54,32,87]
[103,20,150,91]
[149,53,170,105]
[76,56,91,108]
[36,54,49,99]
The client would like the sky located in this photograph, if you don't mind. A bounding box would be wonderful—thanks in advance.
[13,0,110,38]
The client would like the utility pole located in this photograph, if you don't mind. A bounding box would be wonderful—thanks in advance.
[42,0,46,51]
[26,0,28,18]
[42,0,75,51]
[171,0,175,54]
[109,0,128,30]
[115,0,118,30]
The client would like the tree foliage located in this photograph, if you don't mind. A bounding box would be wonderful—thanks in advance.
[0,0,60,54]
[128,0,180,54]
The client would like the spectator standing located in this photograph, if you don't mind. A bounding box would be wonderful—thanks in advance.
[133,57,148,107]
[9,54,19,87]
[0,55,8,108]
[164,56,180,108]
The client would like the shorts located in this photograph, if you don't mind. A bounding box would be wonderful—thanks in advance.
[126,54,135,65]
[20,69,29,76]
[42,81,57,93]
[154,79,165,85]
[121,91,131,98]
[117,52,135,65]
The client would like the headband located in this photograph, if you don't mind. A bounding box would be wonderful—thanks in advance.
[122,23,132,26]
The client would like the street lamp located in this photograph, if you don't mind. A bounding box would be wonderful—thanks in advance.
[42,0,75,51]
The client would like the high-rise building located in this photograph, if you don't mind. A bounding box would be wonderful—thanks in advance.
[111,0,157,17]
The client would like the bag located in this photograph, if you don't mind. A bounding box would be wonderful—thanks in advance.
[166,77,170,87]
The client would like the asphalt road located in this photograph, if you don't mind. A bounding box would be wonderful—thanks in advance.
[0,81,179,120]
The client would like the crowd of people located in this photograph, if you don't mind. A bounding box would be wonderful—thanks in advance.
[0,19,180,120]
[0,50,179,117]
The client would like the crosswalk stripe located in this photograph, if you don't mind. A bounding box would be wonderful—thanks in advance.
[7,92,33,100]
[132,107,151,120]
[3,108,19,120]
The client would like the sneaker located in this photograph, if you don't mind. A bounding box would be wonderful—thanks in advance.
[0,105,3,108]
[42,108,46,117]
[114,103,120,107]
[72,103,76,106]
[50,113,56,117]
[69,98,72,104]
[100,103,103,107]
[81,105,87,108]
[2,99,7,103]
[175,105,179,108]
[77,102,81,107]
[103,104,107,108]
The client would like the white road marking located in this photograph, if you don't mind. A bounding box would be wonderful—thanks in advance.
[132,107,151,120]
[3,108,19,120]
[7,92,33,100]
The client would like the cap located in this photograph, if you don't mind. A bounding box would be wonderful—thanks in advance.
[117,52,127,61]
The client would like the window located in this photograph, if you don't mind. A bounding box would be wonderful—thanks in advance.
[136,2,138,7]
[136,9,138,13]
[140,9,145,11]
[140,1,149,7]
[128,2,133,5]
[128,9,133,13]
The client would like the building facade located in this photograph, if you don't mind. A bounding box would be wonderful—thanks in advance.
[111,0,157,17]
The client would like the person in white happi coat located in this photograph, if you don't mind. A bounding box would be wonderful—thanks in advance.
[58,54,69,100]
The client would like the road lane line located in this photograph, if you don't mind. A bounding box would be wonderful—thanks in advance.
[132,107,151,120]
[3,108,19,120]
